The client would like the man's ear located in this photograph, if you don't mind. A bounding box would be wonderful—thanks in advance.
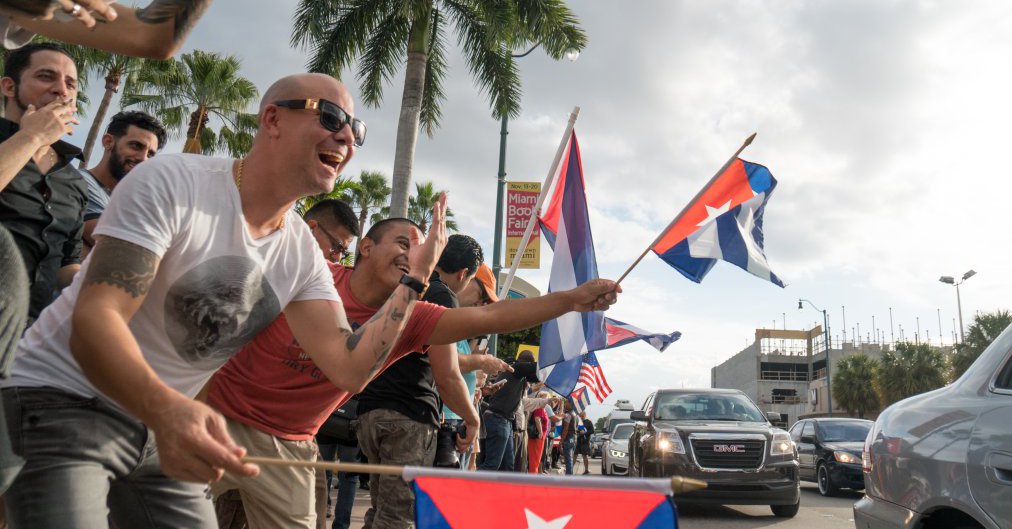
[260,105,282,139]
[456,269,469,284]
[101,133,114,150]
[358,236,374,259]
[306,219,318,230]
[0,77,15,99]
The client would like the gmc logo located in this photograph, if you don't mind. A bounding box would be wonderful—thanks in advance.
[712,444,746,453]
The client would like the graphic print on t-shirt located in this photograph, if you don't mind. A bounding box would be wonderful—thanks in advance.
[164,255,281,367]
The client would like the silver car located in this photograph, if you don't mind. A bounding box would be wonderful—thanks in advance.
[854,323,1012,529]
[602,423,633,475]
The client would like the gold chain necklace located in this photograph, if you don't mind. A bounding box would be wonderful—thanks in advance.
[235,158,285,231]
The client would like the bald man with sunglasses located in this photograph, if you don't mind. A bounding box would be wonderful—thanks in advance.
[0,73,461,528]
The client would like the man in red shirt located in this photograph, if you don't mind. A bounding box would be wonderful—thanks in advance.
[206,217,620,528]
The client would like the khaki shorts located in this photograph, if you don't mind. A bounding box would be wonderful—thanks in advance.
[210,418,319,529]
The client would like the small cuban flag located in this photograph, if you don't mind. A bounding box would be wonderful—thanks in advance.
[651,158,785,287]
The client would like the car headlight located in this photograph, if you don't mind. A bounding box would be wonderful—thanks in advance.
[834,450,860,464]
[656,430,685,454]
[770,431,794,456]
[609,450,627,458]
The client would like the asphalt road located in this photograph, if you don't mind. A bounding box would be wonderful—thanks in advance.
[337,456,862,528]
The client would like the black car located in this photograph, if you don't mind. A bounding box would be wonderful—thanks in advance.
[789,417,871,496]
[628,388,800,518]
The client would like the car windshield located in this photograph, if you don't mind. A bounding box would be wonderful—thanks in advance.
[653,393,765,422]
[818,421,871,442]
[608,419,634,432]
[611,424,633,440]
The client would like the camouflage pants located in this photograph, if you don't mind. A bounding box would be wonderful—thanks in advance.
[357,409,436,529]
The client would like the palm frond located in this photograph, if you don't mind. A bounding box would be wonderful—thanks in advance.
[419,7,447,135]
[444,0,522,119]
[357,12,411,107]
[306,0,393,76]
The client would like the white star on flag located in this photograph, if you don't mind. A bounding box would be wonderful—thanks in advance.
[696,200,732,227]
[523,508,573,529]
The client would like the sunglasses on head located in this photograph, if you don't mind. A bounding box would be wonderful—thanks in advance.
[273,98,367,147]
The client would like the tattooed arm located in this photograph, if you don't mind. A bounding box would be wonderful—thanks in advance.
[70,236,257,483]
[6,0,212,59]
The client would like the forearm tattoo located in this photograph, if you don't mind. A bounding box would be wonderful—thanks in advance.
[82,238,158,298]
[345,285,416,378]
[136,0,211,41]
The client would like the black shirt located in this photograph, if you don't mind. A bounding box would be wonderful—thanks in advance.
[486,361,539,418]
[356,272,457,427]
[0,118,86,320]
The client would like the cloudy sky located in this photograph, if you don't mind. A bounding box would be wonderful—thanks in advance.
[72,1,1012,419]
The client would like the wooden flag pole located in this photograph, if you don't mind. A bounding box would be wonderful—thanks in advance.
[243,456,708,493]
[615,132,757,286]
[497,107,581,299]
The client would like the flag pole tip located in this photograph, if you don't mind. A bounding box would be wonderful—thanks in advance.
[670,476,708,494]
[744,132,757,146]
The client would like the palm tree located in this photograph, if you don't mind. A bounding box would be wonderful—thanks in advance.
[295,176,359,217]
[121,50,258,157]
[832,354,880,418]
[370,180,458,234]
[874,342,947,407]
[951,310,1012,380]
[291,0,587,217]
[349,170,391,236]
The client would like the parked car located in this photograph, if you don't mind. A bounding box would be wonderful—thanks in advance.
[789,417,872,496]
[854,323,1012,529]
[601,423,634,476]
[590,432,605,458]
[628,388,800,518]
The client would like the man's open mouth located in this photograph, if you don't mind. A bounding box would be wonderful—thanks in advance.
[319,151,345,170]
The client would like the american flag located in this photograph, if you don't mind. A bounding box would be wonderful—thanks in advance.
[578,352,611,402]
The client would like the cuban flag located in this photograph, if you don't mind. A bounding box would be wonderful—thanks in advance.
[409,468,679,528]
[537,131,608,369]
[571,386,594,415]
[652,158,785,287]
[602,318,681,352]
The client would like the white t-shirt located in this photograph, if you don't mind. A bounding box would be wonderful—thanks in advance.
[6,154,340,402]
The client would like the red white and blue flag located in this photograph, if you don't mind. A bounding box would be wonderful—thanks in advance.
[571,386,594,415]
[409,468,678,528]
[578,353,611,402]
[537,131,608,369]
[652,158,784,287]
[603,318,681,352]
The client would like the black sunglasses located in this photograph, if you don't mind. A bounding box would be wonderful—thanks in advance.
[274,98,367,147]
[316,224,351,262]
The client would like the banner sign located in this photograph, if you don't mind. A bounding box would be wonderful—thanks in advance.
[505,182,541,269]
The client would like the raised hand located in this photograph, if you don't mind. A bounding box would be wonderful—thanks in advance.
[21,99,79,146]
[569,278,622,312]
[53,0,119,27]
[407,192,448,281]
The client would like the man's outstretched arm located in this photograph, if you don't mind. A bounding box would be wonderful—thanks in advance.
[8,0,212,59]
[427,278,621,345]
[70,236,257,483]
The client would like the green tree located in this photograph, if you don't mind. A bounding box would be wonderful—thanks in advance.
[874,342,947,407]
[832,354,880,418]
[951,310,1012,380]
[595,416,605,432]
[371,180,459,234]
[496,324,541,362]
[122,50,258,157]
[295,176,359,217]
[291,0,587,217]
[348,170,392,236]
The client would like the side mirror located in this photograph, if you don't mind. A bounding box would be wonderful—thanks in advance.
[766,411,782,423]
[630,410,648,421]
[800,435,815,445]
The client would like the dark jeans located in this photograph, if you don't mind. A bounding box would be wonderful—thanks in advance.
[317,442,360,529]
[477,411,513,471]
[2,387,215,528]
[563,437,577,475]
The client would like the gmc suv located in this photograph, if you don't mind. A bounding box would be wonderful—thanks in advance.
[628,388,800,517]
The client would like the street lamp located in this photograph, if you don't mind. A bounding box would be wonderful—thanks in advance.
[799,299,833,417]
[490,45,579,355]
[939,269,976,343]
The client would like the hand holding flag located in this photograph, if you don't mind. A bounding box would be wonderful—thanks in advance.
[566,278,622,312]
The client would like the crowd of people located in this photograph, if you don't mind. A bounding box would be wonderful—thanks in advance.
[0,11,623,529]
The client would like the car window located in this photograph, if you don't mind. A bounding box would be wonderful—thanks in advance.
[817,421,872,442]
[653,393,765,422]
[801,421,815,440]
[611,424,634,440]
[789,421,804,442]
[996,355,1012,391]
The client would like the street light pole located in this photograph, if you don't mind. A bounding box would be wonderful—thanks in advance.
[939,269,976,343]
[799,299,832,416]
[489,46,579,357]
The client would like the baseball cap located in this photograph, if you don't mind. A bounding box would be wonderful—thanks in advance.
[473,263,499,303]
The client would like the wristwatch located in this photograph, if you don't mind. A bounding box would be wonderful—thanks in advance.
[399,274,428,299]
